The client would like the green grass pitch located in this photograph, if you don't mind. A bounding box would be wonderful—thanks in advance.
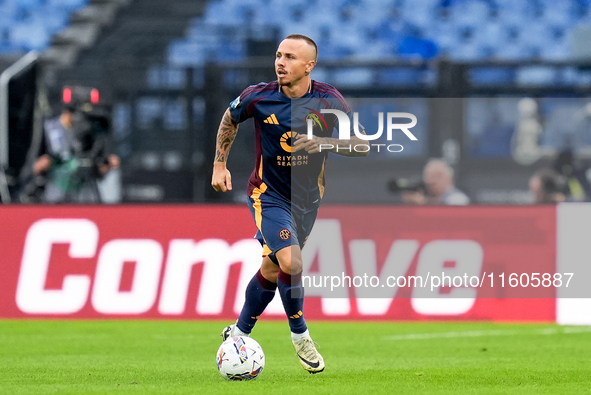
[1,320,591,394]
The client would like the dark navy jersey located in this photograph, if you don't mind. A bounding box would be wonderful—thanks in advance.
[229,80,354,213]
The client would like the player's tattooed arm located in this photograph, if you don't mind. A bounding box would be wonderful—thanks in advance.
[293,129,369,157]
[212,109,238,192]
[214,109,239,163]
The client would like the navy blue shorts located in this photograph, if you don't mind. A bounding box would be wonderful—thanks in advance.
[247,195,317,258]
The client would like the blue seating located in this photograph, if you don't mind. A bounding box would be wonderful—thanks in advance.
[168,41,208,67]
[332,67,374,87]
[379,68,428,85]
[33,7,69,35]
[14,0,43,11]
[469,67,515,85]
[470,124,514,157]
[10,22,49,51]
[540,99,590,150]
[398,36,438,59]
[465,98,519,158]
[47,0,88,11]
[164,0,591,66]
[0,0,88,54]
[0,41,22,55]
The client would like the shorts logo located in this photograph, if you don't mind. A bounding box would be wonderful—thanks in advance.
[279,228,291,240]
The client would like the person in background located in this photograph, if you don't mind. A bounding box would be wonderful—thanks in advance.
[402,183,427,205]
[388,177,427,205]
[33,105,119,203]
[422,158,470,205]
[529,168,568,204]
[553,150,590,202]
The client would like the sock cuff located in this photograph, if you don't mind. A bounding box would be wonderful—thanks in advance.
[278,270,302,285]
[256,269,278,290]
[235,324,251,336]
[291,329,310,339]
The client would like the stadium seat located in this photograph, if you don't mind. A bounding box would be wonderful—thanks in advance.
[0,0,89,54]
[38,8,69,35]
[10,22,49,51]
[163,0,591,66]
[215,42,246,62]
[515,66,557,85]
[469,67,515,85]
[398,36,438,59]
[0,41,22,55]
[470,124,514,157]
[14,0,42,11]
[379,68,426,86]
[332,67,373,87]
[539,100,590,150]
[168,41,208,66]
[147,66,187,89]
[47,0,88,11]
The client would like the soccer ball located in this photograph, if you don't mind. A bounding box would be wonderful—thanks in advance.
[216,336,265,381]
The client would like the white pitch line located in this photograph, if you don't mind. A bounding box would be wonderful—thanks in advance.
[384,326,591,341]
[384,330,517,341]
[562,326,591,334]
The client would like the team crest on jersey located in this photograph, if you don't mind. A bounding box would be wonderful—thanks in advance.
[230,96,241,109]
[279,228,291,240]
[305,108,328,132]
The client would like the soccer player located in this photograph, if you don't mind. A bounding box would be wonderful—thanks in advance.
[211,34,367,373]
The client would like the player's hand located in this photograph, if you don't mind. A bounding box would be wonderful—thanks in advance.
[99,155,121,175]
[33,155,52,175]
[293,134,326,154]
[211,163,232,192]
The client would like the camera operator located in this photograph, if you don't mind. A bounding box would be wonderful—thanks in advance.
[32,100,119,203]
[388,177,427,205]
[422,159,470,205]
[528,168,568,204]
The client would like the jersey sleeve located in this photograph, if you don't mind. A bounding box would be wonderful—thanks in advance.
[228,83,264,124]
[326,86,365,135]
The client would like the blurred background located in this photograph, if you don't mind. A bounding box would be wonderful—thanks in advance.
[1,0,591,205]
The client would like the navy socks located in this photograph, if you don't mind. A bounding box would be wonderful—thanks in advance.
[236,269,277,334]
[236,268,308,335]
[277,270,307,334]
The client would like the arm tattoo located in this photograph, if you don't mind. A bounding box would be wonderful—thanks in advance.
[214,110,239,163]
[318,131,369,158]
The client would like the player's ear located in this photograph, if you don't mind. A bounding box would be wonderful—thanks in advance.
[305,60,315,75]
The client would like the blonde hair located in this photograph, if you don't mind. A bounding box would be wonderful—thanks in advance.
[285,34,318,63]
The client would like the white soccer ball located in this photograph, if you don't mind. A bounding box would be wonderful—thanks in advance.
[216,336,265,381]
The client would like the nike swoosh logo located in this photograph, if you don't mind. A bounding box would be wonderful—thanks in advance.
[298,355,320,369]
